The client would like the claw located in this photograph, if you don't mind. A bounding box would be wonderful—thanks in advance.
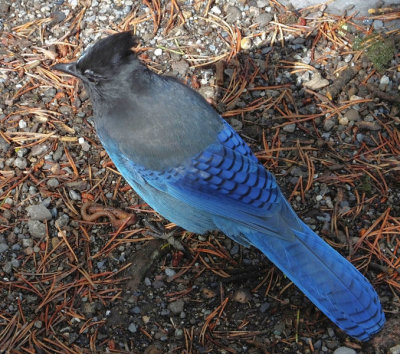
[143,219,185,251]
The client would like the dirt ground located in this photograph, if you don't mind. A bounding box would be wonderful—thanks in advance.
[0,0,399,353]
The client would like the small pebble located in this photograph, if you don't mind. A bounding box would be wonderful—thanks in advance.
[14,157,27,169]
[323,119,335,132]
[304,72,329,90]
[379,75,390,91]
[34,320,43,329]
[283,123,296,133]
[168,299,184,314]
[226,6,241,23]
[240,37,252,50]
[210,5,221,15]
[28,220,46,239]
[338,117,348,126]
[0,243,9,253]
[165,268,176,277]
[233,289,251,303]
[175,328,183,338]
[201,288,217,299]
[343,54,353,63]
[19,120,27,128]
[69,190,81,201]
[344,109,360,122]
[128,323,137,333]
[27,204,52,221]
[47,178,60,188]
[154,48,162,56]
[31,144,49,156]
[389,344,400,354]
[22,238,33,248]
[333,347,356,354]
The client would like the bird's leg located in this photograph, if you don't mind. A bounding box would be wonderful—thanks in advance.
[143,219,185,252]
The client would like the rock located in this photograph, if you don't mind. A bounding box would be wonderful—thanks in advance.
[19,120,27,129]
[347,87,358,97]
[14,157,28,169]
[69,190,81,200]
[165,268,176,277]
[240,37,252,50]
[31,143,49,156]
[304,72,329,90]
[255,13,273,27]
[0,1,10,14]
[233,289,251,303]
[256,0,269,7]
[28,220,46,238]
[338,116,348,125]
[34,320,43,329]
[283,123,296,133]
[344,109,360,121]
[198,86,215,100]
[22,238,33,248]
[356,121,381,131]
[154,48,162,56]
[2,262,12,273]
[0,135,10,152]
[389,344,400,354]
[47,178,60,188]
[51,10,66,24]
[175,328,183,338]
[201,288,217,299]
[323,119,335,131]
[59,105,72,115]
[333,347,356,354]
[226,6,241,23]
[128,323,137,333]
[343,54,353,63]
[55,214,69,228]
[171,60,189,76]
[373,20,384,30]
[0,243,8,253]
[27,204,52,221]
[379,75,390,91]
[230,118,243,131]
[168,299,184,314]
[211,5,221,15]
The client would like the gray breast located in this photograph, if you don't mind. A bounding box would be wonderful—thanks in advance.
[94,74,223,171]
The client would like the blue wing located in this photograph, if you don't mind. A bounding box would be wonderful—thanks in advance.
[103,118,384,341]
[133,120,301,239]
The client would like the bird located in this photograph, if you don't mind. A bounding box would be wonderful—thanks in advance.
[53,31,385,341]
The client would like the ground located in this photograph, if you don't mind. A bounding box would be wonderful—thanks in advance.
[0,0,399,353]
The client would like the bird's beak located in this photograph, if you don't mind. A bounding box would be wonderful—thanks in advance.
[52,62,79,77]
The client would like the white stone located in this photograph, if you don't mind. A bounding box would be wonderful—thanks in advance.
[211,6,221,15]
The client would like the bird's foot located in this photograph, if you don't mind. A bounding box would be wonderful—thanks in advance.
[143,220,185,252]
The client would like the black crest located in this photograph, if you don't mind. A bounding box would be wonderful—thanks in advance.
[77,31,138,74]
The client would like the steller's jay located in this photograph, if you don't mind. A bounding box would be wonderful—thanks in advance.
[53,31,385,341]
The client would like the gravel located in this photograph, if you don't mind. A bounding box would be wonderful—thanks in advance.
[0,0,399,352]
[26,204,52,221]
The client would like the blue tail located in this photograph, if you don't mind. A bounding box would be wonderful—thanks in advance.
[245,213,385,340]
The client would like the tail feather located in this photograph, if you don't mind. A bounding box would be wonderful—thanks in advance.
[248,220,385,340]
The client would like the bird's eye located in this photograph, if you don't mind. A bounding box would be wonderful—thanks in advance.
[83,69,102,83]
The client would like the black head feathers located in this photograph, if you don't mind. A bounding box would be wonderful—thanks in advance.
[76,31,139,80]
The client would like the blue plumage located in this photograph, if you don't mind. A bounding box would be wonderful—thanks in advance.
[54,31,385,341]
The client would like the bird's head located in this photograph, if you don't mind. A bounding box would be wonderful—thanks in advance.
[53,31,139,87]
